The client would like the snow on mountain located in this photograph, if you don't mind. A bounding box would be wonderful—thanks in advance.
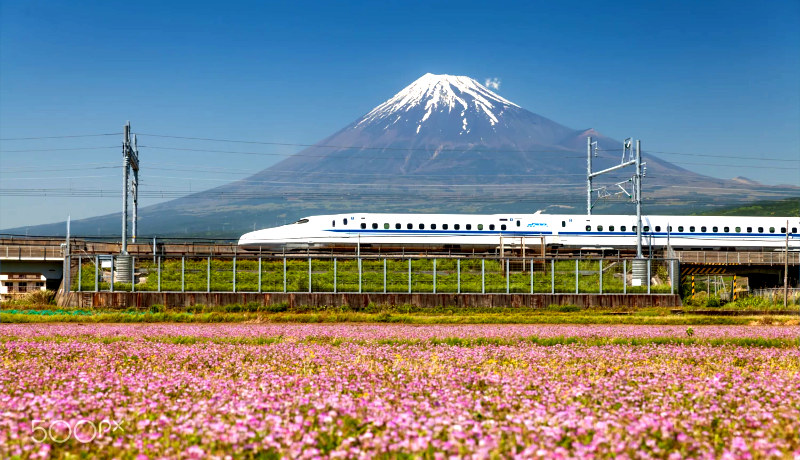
[356,73,520,135]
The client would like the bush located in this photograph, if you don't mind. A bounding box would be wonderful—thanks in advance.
[546,304,581,313]
[705,296,721,308]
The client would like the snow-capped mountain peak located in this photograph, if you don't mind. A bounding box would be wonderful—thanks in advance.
[356,73,520,134]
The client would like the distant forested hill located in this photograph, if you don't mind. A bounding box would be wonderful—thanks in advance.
[697,198,800,217]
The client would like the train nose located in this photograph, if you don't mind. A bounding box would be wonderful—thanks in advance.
[238,230,262,248]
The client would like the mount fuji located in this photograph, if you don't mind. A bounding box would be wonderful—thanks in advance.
[7,74,797,237]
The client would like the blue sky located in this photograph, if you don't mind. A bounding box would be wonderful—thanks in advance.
[1,0,798,229]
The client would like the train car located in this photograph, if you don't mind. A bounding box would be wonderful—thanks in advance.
[238,212,800,251]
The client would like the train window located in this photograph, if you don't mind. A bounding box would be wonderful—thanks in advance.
[383,223,389,229]
[712,226,718,232]
[609,225,615,231]
[395,223,401,229]
[586,225,592,231]
[466,224,471,230]
[621,226,626,232]
[332,220,335,227]
[562,221,566,227]
[343,218,348,225]
[792,227,797,234]
[655,226,661,232]
[689,226,695,232]
[735,227,741,233]
[478,224,484,230]
[419,224,425,229]
[780,227,786,233]
[372,223,378,229]
[294,219,309,224]
[701,226,706,232]
[501,224,507,230]
[489,224,495,231]
[454,224,460,230]
[597,225,603,231]
[758,227,763,233]
[361,223,366,229]
[678,226,684,232]
[443,224,449,230]
[632,226,637,232]
[724,227,729,233]
[769,227,775,233]
[644,226,650,232]
[747,227,752,232]
[431,224,437,230]
[516,221,521,227]
[407,223,413,229]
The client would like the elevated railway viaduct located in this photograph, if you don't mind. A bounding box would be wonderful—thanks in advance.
[1,237,797,305]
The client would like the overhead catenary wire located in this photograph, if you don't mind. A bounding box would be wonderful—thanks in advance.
[0,133,122,141]
[0,146,120,153]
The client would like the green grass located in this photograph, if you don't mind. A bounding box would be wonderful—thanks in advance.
[0,330,796,348]
[72,258,675,294]
[3,307,797,326]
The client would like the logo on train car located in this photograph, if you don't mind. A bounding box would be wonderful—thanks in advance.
[527,222,547,228]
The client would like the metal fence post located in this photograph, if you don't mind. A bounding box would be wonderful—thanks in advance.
[358,257,362,293]
[408,258,412,294]
[550,259,555,294]
[599,260,603,294]
[506,259,510,294]
[157,256,161,292]
[530,258,534,294]
[623,259,627,294]
[283,257,287,293]
[575,259,579,294]
[94,255,98,292]
[258,257,262,294]
[481,259,485,294]
[233,257,237,293]
[333,258,337,294]
[647,259,651,294]
[77,256,82,292]
[433,259,437,294]
[671,260,676,295]
[131,256,135,293]
[110,256,115,293]
[181,257,185,293]
[207,256,211,293]
[308,257,312,293]
[457,259,461,294]
[383,258,387,294]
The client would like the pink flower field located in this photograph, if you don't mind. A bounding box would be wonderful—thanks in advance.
[1,324,798,459]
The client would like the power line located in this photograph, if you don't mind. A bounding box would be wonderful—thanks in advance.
[598,148,798,163]
[0,146,118,153]
[648,150,800,163]
[0,164,120,173]
[0,133,122,141]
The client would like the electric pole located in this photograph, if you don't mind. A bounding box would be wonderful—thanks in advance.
[122,123,130,255]
[132,134,139,244]
[587,137,594,215]
[121,122,140,254]
[635,140,643,259]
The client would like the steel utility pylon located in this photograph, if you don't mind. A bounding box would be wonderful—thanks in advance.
[121,122,139,254]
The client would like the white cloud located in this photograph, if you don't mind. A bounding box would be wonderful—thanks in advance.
[484,77,501,90]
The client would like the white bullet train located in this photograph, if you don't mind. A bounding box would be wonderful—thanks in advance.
[239,212,799,251]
